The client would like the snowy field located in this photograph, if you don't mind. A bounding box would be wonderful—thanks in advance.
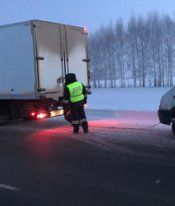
[85,87,174,132]
[87,87,171,111]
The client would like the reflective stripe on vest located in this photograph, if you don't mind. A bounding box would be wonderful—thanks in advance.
[67,82,84,103]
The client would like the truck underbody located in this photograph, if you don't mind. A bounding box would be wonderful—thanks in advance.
[0,99,63,122]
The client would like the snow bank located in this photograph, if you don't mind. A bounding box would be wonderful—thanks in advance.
[87,87,171,111]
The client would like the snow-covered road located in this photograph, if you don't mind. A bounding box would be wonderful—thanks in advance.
[0,109,175,206]
[87,110,174,148]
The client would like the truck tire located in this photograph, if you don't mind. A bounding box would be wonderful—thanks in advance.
[171,122,175,135]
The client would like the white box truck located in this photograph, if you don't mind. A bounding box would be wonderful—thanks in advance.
[0,20,90,121]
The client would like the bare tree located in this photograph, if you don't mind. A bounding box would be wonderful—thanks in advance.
[127,16,139,87]
[89,12,175,88]
[115,19,126,87]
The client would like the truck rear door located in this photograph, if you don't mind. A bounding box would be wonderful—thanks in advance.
[33,21,63,97]
[65,26,89,86]
[33,21,90,100]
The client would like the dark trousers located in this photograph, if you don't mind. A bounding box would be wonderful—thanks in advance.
[70,100,88,133]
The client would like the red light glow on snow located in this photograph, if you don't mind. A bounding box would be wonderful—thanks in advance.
[89,119,124,128]
[26,125,72,158]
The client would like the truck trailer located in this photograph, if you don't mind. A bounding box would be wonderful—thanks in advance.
[0,20,90,122]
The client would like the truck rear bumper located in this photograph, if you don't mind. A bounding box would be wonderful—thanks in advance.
[50,108,63,117]
[158,109,172,125]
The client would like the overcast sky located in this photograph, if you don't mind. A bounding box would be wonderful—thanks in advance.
[0,0,175,33]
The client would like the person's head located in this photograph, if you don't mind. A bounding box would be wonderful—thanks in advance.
[65,73,77,85]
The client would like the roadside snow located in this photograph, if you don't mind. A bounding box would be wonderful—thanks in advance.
[87,87,171,111]
[85,87,173,133]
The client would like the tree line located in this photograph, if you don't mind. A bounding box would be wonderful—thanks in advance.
[89,12,175,88]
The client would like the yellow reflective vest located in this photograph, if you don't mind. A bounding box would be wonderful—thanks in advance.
[66,82,84,103]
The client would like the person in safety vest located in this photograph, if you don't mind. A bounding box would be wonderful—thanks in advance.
[63,73,88,134]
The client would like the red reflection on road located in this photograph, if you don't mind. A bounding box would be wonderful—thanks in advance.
[26,125,72,158]
[25,118,127,158]
[89,119,126,128]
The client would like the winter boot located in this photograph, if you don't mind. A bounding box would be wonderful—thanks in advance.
[82,121,88,133]
[73,124,79,134]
